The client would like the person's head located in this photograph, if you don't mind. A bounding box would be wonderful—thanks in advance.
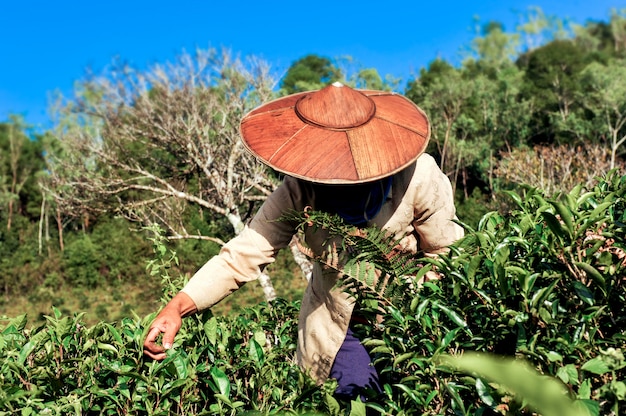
[308,177,393,226]
[239,82,430,186]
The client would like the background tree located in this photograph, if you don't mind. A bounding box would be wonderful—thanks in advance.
[406,59,471,179]
[332,55,402,91]
[517,39,591,144]
[0,116,45,232]
[460,22,531,196]
[279,54,342,94]
[579,59,626,168]
[609,8,626,55]
[469,20,520,71]
[44,48,283,301]
[453,66,532,198]
[352,67,384,89]
[515,6,572,52]
[573,20,614,57]
[0,117,51,298]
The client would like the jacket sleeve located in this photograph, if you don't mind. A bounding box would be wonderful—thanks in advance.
[411,155,464,256]
[180,177,305,311]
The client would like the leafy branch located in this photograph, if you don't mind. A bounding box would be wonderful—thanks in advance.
[282,207,427,312]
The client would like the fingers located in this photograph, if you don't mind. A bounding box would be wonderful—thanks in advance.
[143,294,192,361]
[161,325,177,350]
[143,312,183,361]
[143,326,167,360]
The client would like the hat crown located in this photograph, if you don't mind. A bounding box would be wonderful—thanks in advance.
[294,82,376,130]
[240,84,430,184]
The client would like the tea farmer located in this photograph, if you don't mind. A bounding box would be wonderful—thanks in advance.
[143,82,464,400]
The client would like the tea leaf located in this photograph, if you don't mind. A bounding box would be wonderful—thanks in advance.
[210,366,231,397]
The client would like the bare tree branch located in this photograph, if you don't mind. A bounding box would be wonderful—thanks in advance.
[42,48,292,301]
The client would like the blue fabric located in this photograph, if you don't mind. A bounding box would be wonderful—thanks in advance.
[330,327,381,400]
[312,177,392,226]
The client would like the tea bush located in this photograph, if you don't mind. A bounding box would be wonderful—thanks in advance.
[1,171,624,415]
[352,170,625,415]
[0,302,333,415]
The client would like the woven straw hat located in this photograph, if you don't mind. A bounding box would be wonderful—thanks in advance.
[240,82,430,184]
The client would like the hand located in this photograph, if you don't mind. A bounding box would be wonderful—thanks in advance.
[143,292,198,360]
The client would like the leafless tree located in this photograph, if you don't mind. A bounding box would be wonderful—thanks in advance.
[43,48,310,302]
[494,143,624,196]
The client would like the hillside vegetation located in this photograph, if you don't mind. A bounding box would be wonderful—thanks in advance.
[1,169,624,414]
[0,6,625,415]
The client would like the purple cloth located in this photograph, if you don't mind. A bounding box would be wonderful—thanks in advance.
[329,327,382,400]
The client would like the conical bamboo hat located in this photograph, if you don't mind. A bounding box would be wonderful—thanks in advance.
[240,82,430,184]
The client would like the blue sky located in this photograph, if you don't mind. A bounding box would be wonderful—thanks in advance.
[1,0,624,131]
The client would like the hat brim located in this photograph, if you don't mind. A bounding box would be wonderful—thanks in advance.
[240,88,430,184]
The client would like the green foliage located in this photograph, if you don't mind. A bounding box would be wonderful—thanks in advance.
[437,353,591,416]
[454,187,493,229]
[3,7,626,414]
[2,171,625,414]
[144,224,188,304]
[279,54,342,94]
[62,235,102,288]
[468,20,520,68]
[90,216,154,281]
[518,39,595,144]
[61,218,155,288]
[401,171,624,414]
[0,230,326,415]
[287,170,625,414]
[0,117,46,224]
[0,302,323,415]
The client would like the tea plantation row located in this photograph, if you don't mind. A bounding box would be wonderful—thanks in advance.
[1,171,624,415]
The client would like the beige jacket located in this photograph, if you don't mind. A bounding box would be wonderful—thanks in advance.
[181,153,464,383]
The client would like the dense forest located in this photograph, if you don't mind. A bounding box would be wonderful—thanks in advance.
[1,7,625,324]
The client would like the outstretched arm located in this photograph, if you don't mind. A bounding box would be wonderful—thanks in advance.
[143,292,198,360]
[143,176,307,360]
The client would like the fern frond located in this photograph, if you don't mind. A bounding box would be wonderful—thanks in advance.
[281,208,426,311]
